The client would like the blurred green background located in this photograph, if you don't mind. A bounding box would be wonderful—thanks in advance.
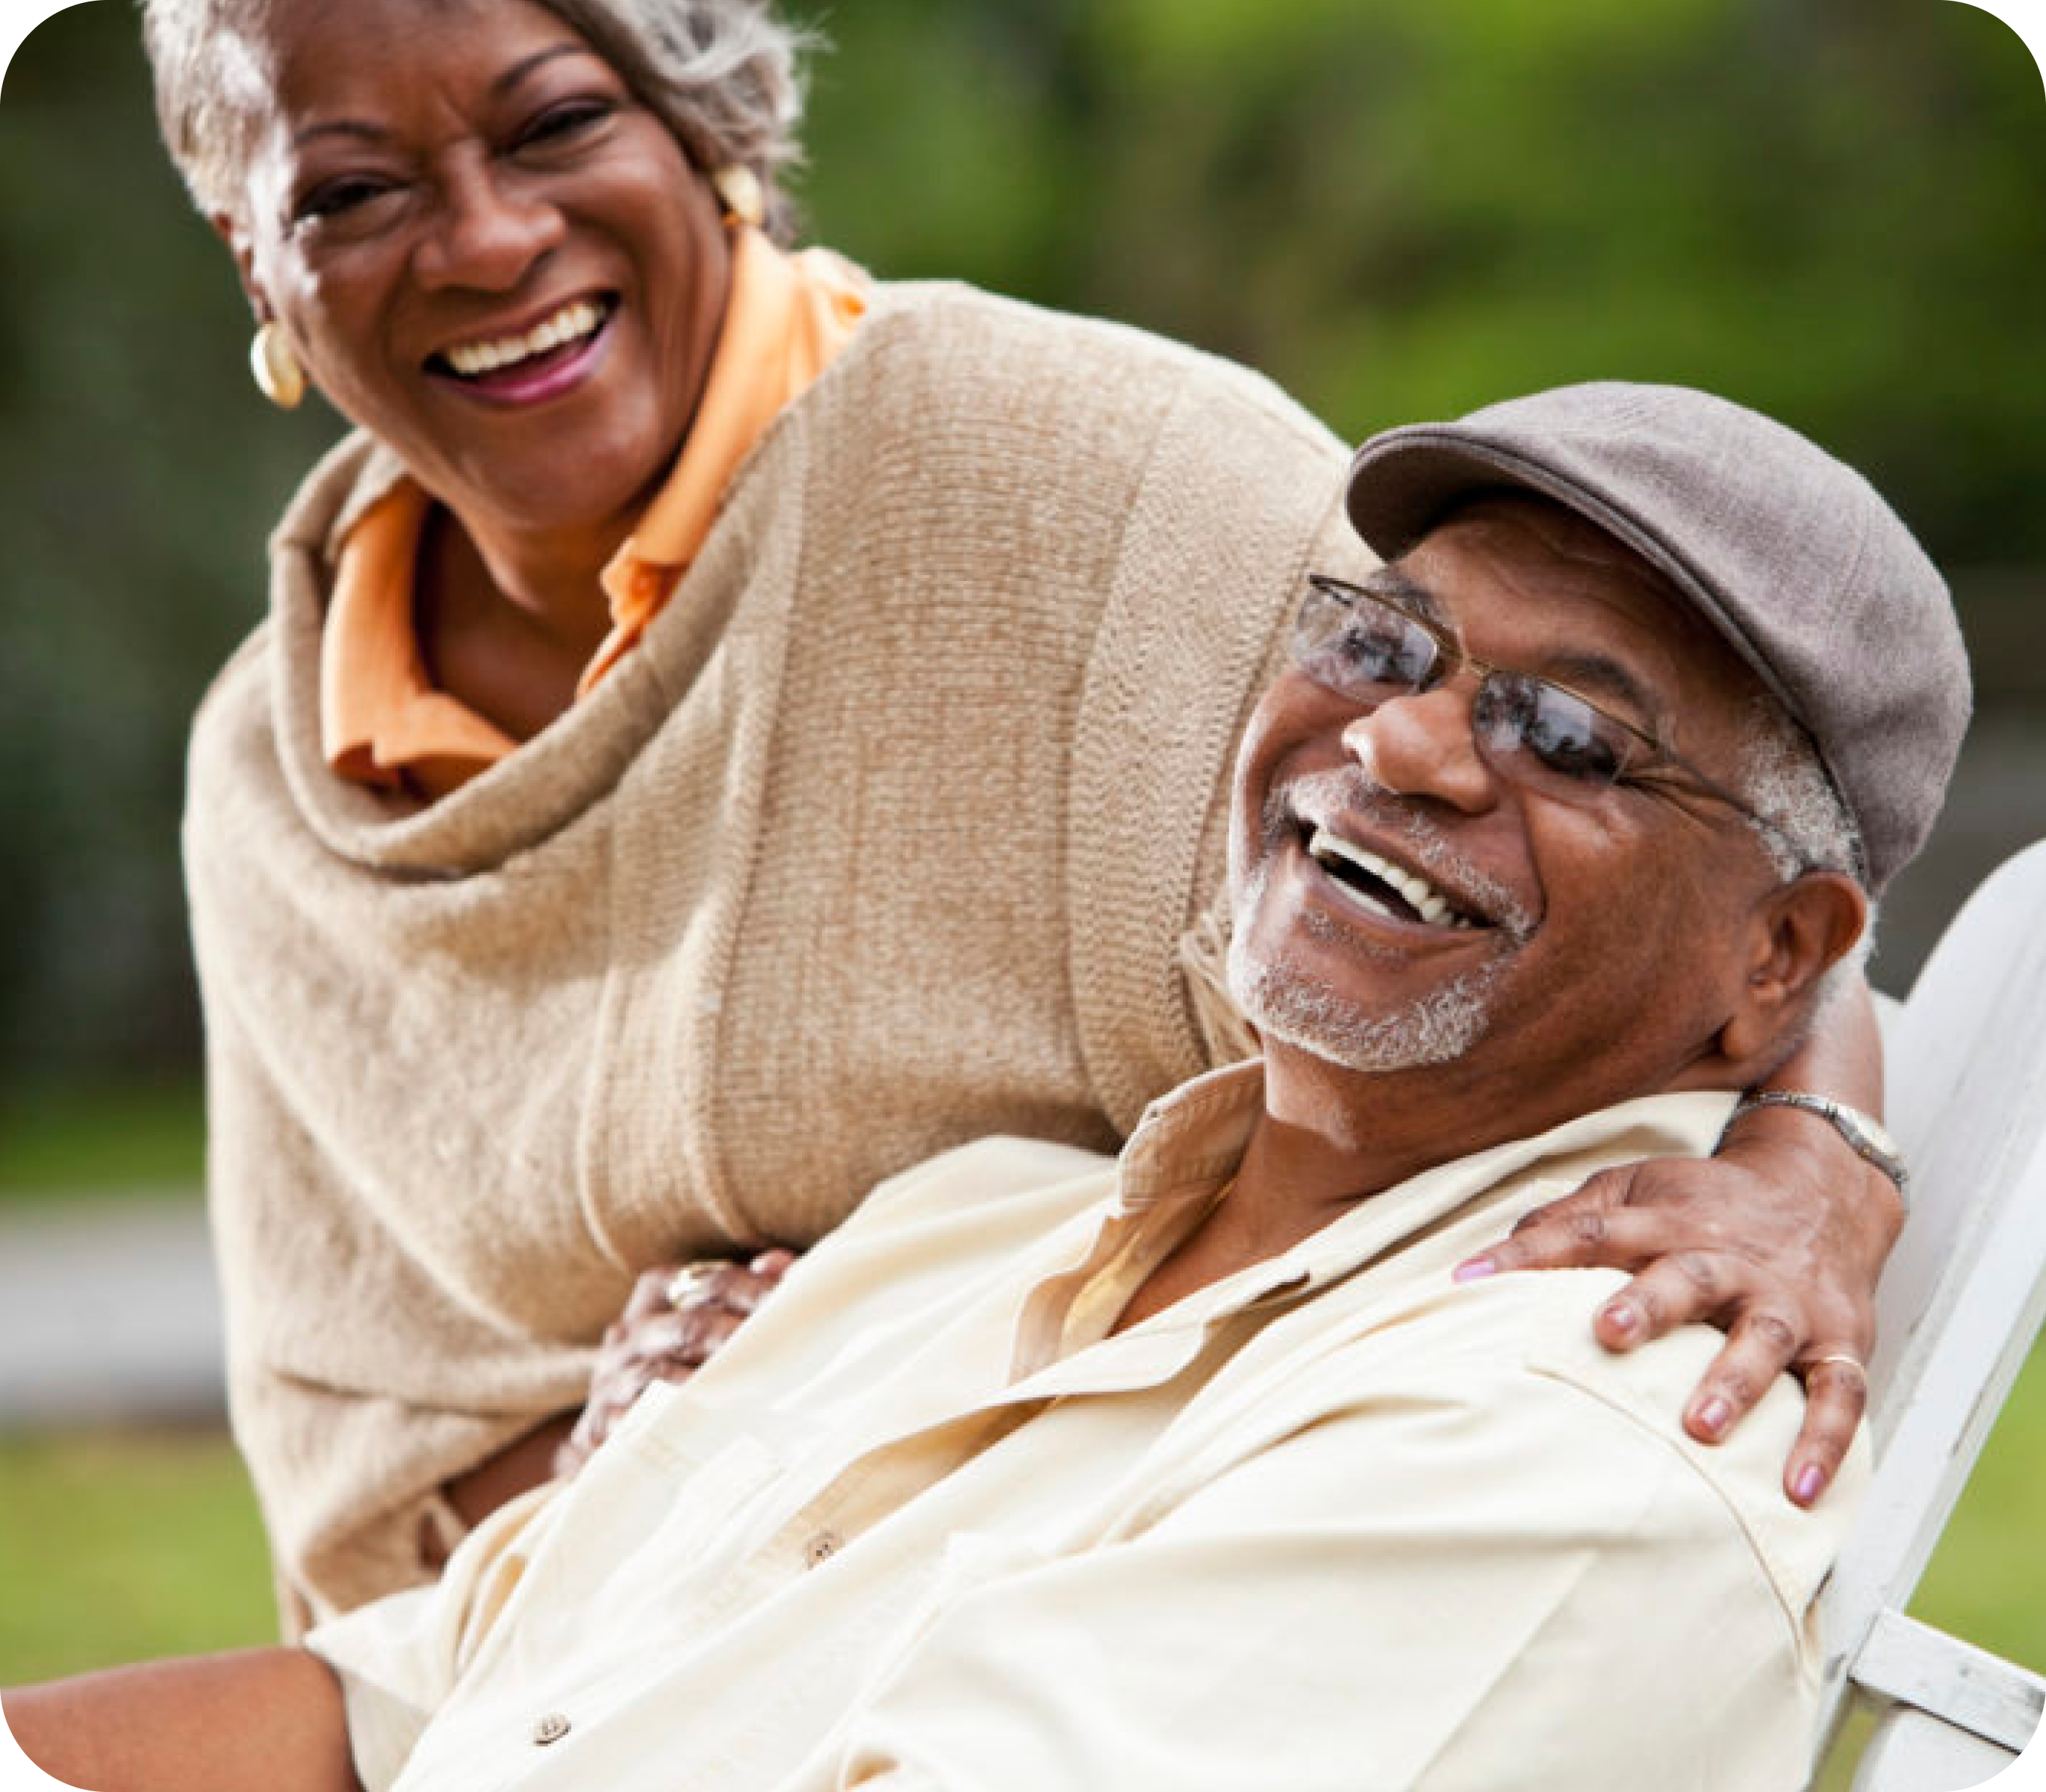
[0,0,2041,1753]
[2,0,2042,1092]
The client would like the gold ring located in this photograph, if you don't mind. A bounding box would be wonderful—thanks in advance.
[665,1262,724,1310]
[1806,1351,1865,1377]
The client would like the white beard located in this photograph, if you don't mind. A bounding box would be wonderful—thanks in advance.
[1226,892,1509,1071]
[1225,768,1530,1073]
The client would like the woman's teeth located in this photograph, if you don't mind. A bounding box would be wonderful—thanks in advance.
[442,298,607,377]
[1307,827,1476,930]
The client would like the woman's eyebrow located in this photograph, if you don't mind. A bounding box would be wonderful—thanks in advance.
[292,118,388,149]
[291,45,600,149]
[491,43,603,98]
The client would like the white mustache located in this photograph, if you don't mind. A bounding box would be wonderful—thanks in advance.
[1272,768,1537,942]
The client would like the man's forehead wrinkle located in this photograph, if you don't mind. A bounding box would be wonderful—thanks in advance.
[1446,490,1669,589]
[1423,496,1697,641]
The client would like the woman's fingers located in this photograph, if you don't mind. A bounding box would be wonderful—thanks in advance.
[1783,1350,1871,1506]
[561,1246,800,1472]
[1452,1155,1874,1494]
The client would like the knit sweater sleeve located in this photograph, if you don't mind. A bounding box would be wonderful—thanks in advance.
[187,641,595,1628]
[1066,359,1364,1133]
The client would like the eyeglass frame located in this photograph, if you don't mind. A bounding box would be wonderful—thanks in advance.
[1294,572,1783,839]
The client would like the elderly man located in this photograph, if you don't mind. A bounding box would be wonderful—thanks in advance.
[7,383,1968,1792]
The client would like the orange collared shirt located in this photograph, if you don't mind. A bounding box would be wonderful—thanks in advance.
[320,227,869,791]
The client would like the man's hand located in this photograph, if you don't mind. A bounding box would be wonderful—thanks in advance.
[553,1248,797,1475]
[1452,1112,1897,1508]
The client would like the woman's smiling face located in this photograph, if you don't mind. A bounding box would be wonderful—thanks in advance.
[221,0,730,542]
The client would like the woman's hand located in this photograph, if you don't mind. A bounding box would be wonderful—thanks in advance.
[553,1248,797,1476]
[1453,1108,1897,1508]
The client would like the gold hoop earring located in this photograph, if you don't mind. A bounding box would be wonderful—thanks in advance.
[710,164,765,228]
[250,320,305,410]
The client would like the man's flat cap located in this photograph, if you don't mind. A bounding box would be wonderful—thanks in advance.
[1344,381,1971,892]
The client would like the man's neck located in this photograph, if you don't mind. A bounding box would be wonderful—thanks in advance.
[1113,1050,1452,1332]
[1116,1038,1709,1334]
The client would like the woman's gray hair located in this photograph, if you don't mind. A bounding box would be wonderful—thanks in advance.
[142,0,813,239]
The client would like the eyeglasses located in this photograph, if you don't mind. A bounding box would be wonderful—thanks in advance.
[1293,573,1768,823]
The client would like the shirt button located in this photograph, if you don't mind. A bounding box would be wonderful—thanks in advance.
[532,1712,572,1746]
[803,1528,842,1567]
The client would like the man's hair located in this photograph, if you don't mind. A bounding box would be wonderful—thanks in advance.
[1733,697,1875,1030]
[142,0,812,239]
[1734,698,1865,889]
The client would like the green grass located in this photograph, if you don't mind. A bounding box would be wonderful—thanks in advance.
[1809,1341,2046,1782]
[0,1082,204,1203]
[0,1343,2039,1699]
[1910,1332,2046,1670]
[0,1429,276,1682]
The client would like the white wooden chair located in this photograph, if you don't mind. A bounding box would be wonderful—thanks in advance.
[1809,839,2046,1790]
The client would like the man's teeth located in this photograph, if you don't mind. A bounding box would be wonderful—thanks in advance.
[443,299,606,377]
[1307,827,1476,930]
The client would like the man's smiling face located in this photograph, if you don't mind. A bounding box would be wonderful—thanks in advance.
[1227,496,1788,1123]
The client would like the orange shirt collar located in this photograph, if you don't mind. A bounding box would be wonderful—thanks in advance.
[320,225,869,788]
[320,480,519,788]
[585,228,870,692]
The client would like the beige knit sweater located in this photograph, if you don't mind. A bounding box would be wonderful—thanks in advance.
[184,281,1362,1624]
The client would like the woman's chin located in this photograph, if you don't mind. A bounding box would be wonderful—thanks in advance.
[423,394,680,543]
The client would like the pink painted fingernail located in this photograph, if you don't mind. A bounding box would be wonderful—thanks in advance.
[1452,1257,1497,1284]
[1601,1301,1640,1338]
[1794,1464,1825,1504]
[1694,1397,1731,1437]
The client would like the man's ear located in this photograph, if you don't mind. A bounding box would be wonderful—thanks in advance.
[1719,871,1870,1065]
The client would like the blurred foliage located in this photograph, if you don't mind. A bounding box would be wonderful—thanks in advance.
[799,0,2046,534]
[0,0,2042,1082]
[0,6,337,1080]
[0,1078,203,1199]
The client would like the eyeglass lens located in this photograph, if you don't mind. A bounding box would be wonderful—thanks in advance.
[1291,580,1641,793]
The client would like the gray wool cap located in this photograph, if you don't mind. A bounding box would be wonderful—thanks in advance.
[1343,381,1971,893]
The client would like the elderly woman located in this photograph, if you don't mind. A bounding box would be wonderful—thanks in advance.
[145,0,1899,1628]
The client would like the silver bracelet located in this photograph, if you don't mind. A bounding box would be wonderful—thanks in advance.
[1726,1090,1909,1204]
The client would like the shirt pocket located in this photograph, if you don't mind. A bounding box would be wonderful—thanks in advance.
[1523,1293,1853,1632]
[488,1394,793,1644]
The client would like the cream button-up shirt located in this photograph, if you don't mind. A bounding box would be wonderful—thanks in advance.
[310,1065,1863,1792]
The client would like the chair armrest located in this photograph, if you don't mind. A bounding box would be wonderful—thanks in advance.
[1851,1609,2045,1754]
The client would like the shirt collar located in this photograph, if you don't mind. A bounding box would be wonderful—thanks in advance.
[319,479,517,788]
[1007,1061,1266,1372]
[1011,1063,1736,1382]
